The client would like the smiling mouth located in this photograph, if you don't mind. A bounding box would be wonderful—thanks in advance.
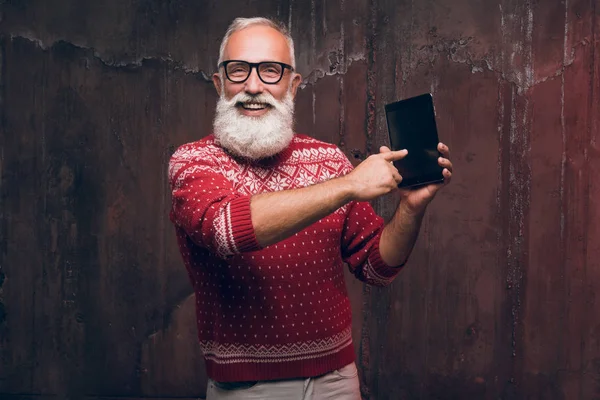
[238,102,271,111]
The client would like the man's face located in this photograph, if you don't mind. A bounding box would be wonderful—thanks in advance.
[212,25,302,116]
[211,25,303,160]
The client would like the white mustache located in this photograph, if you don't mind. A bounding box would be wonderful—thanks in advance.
[224,92,284,113]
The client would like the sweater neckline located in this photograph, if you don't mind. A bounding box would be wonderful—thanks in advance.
[254,141,295,166]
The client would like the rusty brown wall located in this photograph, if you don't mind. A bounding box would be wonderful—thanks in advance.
[1,0,599,399]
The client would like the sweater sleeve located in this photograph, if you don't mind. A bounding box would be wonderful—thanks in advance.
[168,143,261,258]
[341,201,403,286]
[333,147,403,286]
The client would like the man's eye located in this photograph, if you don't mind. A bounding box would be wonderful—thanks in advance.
[261,65,281,75]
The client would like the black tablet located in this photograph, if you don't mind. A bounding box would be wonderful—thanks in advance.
[385,93,444,188]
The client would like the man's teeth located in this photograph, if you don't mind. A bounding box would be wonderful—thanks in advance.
[242,103,269,110]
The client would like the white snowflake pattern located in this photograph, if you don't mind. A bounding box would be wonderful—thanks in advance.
[267,173,290,191]
[296,169,316,187]
[318,168,338,182]
[243,172,263,193]
[223,168,238,184]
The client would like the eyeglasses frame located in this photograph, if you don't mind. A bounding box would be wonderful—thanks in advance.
[218,60,295,85]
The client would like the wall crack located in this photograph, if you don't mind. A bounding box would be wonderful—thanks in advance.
[414,34,595,94]
[6,33,213,82]
[300,52,366,89]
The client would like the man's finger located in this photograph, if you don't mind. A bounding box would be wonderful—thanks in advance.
[438,142,450,157]
[380,146,391,153]
[381,149,408,162]
[442,168,452,185]
[438,157,453,170]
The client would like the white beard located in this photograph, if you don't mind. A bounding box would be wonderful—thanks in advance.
[213,90,295,160]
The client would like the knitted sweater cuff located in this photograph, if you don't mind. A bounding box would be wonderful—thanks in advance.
[367,239,404,280]
[228,195,261,253]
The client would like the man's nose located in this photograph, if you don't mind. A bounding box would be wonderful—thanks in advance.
[244,68,264,94]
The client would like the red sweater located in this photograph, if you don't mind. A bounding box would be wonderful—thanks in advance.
[169,134,403,382]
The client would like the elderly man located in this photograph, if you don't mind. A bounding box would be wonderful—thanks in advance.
[169,17,452,400]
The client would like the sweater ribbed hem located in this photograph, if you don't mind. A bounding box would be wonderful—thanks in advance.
[228,195,261,253]
[369,239,405,277]
[205,340,356,382]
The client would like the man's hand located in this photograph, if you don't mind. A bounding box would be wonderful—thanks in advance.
[342,149,408,201]
[388,142,453,214]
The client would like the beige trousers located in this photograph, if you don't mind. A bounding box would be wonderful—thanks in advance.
[206,362,361,400]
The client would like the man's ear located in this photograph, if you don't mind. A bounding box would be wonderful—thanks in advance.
[289,73,302,100]
[212,73,223,96]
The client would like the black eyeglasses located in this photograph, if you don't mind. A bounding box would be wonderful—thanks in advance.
[218,60,294,84]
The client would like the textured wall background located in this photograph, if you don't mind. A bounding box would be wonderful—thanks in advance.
[0,0,599,399]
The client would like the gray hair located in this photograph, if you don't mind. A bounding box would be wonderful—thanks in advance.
[217,17,296,69]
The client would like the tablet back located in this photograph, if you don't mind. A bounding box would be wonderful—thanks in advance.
[385,93,444,188]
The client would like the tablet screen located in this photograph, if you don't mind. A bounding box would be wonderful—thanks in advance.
[385,93,444,188]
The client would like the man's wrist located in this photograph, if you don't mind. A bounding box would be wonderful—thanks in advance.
[335,175,358,203]
[397,200,427,219]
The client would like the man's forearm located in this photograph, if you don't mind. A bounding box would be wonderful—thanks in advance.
[379,202,426,267]
[251,177,354,247]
